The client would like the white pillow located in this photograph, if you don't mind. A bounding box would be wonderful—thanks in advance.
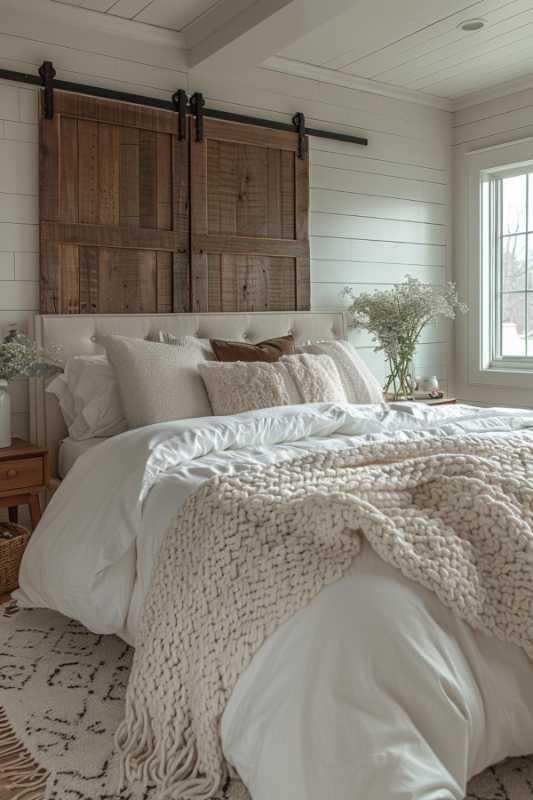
[145,331,215,360]
[199,354,346,416]
[300,340,383,404]
[104,335,212,428]
[46,355,127,440]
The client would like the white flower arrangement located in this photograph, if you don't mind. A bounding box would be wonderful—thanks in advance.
[0,333,61,382]
[343,277,467,400]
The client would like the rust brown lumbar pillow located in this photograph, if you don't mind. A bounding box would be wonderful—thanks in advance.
[210,334,295,363]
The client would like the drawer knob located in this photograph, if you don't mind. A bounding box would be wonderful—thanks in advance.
[6,468,18,478]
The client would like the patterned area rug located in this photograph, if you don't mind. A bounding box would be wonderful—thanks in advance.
[0,604,532,800]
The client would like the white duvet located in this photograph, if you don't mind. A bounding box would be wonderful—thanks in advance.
[15,402,533,799]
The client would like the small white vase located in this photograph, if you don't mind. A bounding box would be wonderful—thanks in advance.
[0,380,11,448]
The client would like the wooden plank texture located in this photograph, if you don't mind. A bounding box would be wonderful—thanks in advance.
[98,124,120,225]
[39,91,310,314]
[39,90,191,313]
[172,127,190,312]
[41,222,175,251]
[191,117,310,311]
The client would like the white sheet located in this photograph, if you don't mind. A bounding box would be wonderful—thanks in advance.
[15,401,533,799]
[57,436,105,478]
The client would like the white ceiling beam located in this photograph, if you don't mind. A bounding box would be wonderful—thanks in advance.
[186,0,358,74]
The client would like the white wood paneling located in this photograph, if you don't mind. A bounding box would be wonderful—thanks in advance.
[134,0,220,29]
[4,0,188,71]
[0,140,38,195]
[0,282,39,311]
[103,0,148,16]
[310,260,445,285]
[310,148,447,185]
[277,0,533,102]
[310,237,446,267]
[0,83,39,439]
[310,212,446,246]
[310,189,447,225]
[14,253,39,281]
[0,253,15,281]
[310,164,447,204]
[333,0,524,75]
[0,194,38,224]
[56,0,224,30]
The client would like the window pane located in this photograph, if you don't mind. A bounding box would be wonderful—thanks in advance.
[528,234,533,290]
[502,173,527,235]
[501,293,526,356]
[502,234,526,291]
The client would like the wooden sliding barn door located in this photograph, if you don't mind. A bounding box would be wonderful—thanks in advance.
[40,92,189,313]
[190,118,310,312]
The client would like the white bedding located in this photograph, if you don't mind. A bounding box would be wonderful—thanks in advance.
[15,401,533,799]
[58,436,104,477]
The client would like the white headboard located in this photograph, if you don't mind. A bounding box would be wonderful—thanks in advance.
[30,311,346,480]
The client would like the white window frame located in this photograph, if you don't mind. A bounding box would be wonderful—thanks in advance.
[466,137,533,390]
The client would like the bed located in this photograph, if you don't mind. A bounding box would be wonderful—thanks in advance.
[15,311,533,800]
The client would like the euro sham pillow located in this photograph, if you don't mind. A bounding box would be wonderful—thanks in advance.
[300,340,383,404]
[199,354,346,416]
[104,335,212,428]
[46,354,127,440]
[210,334,295,362]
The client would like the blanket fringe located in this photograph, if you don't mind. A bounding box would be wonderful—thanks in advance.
[0,706,48,800]
[115,705,223,800]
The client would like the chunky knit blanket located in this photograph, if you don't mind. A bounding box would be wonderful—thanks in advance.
[116,432,533,800]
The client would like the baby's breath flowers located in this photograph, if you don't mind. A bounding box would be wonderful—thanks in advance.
[343,277,467,400]
[0,333,61,382]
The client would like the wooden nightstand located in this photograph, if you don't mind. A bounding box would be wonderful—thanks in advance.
[0,439,49,529]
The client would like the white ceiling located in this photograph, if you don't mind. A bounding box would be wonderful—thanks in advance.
[277,0,533,101]
[51,0,221,31]
[47,0,533,103]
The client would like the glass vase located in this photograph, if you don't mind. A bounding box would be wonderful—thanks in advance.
[384,355,415,401]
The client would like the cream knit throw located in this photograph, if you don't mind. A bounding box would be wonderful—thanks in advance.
[116,432,533,799]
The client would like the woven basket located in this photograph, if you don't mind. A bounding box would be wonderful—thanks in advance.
[0,523,30,594]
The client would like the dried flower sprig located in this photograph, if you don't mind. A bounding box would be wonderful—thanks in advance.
[0,333,62,382]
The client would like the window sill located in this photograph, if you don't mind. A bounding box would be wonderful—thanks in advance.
[489,359,533,372]
[470,363,533,390]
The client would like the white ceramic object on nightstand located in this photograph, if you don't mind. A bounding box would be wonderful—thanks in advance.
[0,380,11,448]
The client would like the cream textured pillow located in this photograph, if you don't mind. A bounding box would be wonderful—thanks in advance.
[301,340,383,404]
[281,354,346,404]
[199,354,346,416]
[199,362,291,416]
[104,335,212,428]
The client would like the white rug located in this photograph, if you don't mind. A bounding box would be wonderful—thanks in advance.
[0,604,531,800]
[0,604,149,799]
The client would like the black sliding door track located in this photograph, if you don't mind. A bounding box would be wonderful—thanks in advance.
[0,64,368,149]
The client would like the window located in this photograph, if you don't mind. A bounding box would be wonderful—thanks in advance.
[484,166,533,367]
[463,139,533,391]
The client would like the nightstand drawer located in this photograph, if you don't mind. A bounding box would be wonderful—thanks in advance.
[0,457,43,490]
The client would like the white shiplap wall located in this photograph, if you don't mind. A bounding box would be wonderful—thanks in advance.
[0,59,452,437]
[453,87,533,408]
[0,82,39,438]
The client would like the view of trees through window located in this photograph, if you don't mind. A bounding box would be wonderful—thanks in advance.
[499,171,533,358]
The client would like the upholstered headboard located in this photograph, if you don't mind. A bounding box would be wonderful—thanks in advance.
[29,311,346,481]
